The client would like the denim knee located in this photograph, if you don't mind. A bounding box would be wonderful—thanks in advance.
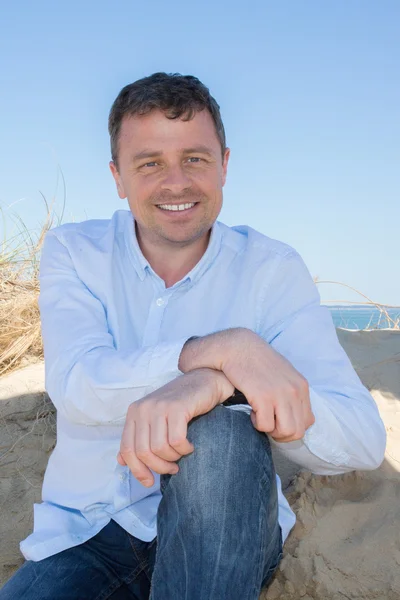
[160,405,277,521]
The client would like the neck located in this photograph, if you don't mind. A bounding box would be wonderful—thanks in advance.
[136,227,211,288]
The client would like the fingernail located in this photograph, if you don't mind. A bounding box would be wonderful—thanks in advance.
[170,467,179,475]
[142,479,153,487]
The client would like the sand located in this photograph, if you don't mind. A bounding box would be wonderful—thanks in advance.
[263,329,400,600]
[0,330,399,599]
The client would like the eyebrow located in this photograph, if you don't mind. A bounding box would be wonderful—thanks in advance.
[132,150,163,162]
[131,145,215,162]
[182,145,215,156]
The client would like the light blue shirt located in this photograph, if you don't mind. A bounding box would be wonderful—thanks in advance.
[21,209,386,561]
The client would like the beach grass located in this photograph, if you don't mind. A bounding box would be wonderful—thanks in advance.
[315,278,400,330]
[0,196,63,376]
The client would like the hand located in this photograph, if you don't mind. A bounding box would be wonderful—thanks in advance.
[179,329,315,442]
[222,329,315,441]
[118,368,234,487]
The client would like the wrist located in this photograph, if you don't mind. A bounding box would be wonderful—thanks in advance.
[178,328,249,374]
[178,336,201,372]
[222,328,261,378]
[212,370,235,404]
[185,367,234,406]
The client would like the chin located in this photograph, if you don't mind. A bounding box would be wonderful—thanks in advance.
[162,228,209,246]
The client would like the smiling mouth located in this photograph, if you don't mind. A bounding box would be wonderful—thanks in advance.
[156,202,198,212]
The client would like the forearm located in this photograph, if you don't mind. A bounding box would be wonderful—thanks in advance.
[149,367,235,409]
[178,327,251,374]
[47,341,188,425]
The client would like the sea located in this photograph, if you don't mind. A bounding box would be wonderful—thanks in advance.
[327,305,400,330]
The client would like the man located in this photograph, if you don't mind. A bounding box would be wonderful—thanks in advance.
[1,72,386,600]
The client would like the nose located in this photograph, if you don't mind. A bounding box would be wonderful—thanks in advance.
[160,164,192,194]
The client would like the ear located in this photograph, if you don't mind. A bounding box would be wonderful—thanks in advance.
[109,161,127,199]
[221,148,230,187]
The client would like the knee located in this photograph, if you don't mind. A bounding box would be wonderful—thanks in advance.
[188,404,272,471]
[160,405,275,508]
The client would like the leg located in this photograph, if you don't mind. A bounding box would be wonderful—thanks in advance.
[149,405,282,600]
[0,520,153,600]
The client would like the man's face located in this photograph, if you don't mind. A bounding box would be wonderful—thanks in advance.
[110,109,230,248]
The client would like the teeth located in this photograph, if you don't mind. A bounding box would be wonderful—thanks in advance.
[157,203,196,211]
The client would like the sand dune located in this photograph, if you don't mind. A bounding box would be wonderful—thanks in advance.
[263,329,400,600]
[0,329,399,599]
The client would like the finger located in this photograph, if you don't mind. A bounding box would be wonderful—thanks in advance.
[250,404,275,433]
[301,391,315,431]
[119,419,155,487]
[269,401,297,441]
[150,414,183,461]
[278,380,313,440]
[117,452,127,466]
[286,388,308,439]
[271,401,308,443]
[168,410,195,456]
[135,420,179,475]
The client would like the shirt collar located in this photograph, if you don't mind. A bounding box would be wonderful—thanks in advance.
[125,214,151,280]
[125,212,223,285]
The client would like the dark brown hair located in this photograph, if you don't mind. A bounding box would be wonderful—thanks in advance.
[108,72,226,168]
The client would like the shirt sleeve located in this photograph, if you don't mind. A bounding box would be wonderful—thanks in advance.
[259,250,386,475]
[38,231,187,426]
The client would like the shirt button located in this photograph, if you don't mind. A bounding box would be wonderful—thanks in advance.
[156,298,165,306]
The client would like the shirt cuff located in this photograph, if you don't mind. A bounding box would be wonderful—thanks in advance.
[302,387,351,467]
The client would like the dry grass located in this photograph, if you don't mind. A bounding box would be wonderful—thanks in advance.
[0,190,65,377]
[314,278,400,330]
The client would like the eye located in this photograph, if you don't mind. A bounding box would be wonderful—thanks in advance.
[142,161,158,168]
[187,157,202,163]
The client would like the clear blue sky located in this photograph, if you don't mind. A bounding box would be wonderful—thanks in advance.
[1,0,399,304]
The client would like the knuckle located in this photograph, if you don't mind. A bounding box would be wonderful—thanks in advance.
[169,435,186,447]
[287,382,301,398]
[280,425,296,438]
[287,377,309,399]
[136,449,151,461]
[300,379,309,396]
[294,428,305,440]
[154,399,168,412]
[256,418,273,433]
[262,418,275,431]
[252,420,262,431]
[120,445,134,457]
[259,391,273,405]
[126,406,135,419]
[151,443,169,455]
[136,403,150,418]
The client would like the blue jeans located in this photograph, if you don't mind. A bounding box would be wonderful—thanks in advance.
[0,405,282,599]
